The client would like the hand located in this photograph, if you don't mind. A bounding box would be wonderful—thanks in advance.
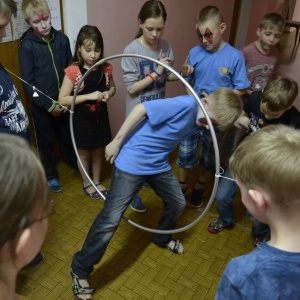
[101,91,110,103]
[156,49,172,74]
[234,115,250,129]
[181,55,194,77]
[105,141,120,164]
[89,91,103,101]
[50,104,64,117]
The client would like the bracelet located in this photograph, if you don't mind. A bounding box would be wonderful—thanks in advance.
[148,73,156,81]
[153,70,161,77]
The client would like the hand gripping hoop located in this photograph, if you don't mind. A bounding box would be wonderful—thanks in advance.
[69,54,221,234]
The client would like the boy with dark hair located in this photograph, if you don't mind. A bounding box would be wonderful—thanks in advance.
[208,76,300,237]
[18,0,76,193]
[216,124,300,299]
[70,88,242,300]
[177,5,249,208]
[242,13,285,93]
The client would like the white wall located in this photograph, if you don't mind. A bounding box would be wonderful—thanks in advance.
[62,0,87,53]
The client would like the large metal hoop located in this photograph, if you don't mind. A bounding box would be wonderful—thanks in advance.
[69,54,220,234]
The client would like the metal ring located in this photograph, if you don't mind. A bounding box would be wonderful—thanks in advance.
[69,54,220,234]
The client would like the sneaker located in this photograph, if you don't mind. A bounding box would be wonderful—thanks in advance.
[130,194,146,213]
[48,178,62,193]
[208,220,233,234]
[189,188,204,208]
[254,236,270,247]
[23,252,44,269]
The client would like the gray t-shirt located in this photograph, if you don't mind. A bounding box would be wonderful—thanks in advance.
[122,38,175,116]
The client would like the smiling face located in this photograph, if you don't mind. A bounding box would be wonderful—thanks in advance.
[0,13,10,42]
[196,19,226,51]
[139,16,165,49]
[28,12,51,39]
[78,39,101,68]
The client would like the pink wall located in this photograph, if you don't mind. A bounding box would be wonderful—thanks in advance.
[87,0,235,136]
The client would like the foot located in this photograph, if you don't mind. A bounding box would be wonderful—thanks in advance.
[166,240,184,254]
[95,182,109,198]
[254,235,270,247]
[48,178,62,193]
[82,184,101,200]
[71,271,94,300]
[208,220,233,234]
[189,188,204,208]
[130,194,146,213]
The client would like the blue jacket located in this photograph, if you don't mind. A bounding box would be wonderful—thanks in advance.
[18,27,72,111]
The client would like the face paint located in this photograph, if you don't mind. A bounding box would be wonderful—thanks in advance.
[29,13,51,37]
[196,27,213,45]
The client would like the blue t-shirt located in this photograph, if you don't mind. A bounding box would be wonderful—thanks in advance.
[186,42,249,95]
[115,95,199,175]
[215,242,300,300]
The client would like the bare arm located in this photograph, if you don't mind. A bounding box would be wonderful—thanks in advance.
[105,104,146,163]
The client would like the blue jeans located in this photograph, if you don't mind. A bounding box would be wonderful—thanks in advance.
[247,211,270,240]
[215,168,237,226]
[71,166,186,278]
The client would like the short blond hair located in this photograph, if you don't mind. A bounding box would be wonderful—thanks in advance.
[262,76,298,111]
[21,0,50,22]
[0,0,17,18]
[230,124,300,209]
[196,5,224,26]
[210,88,242,131]
[259,13,285,33]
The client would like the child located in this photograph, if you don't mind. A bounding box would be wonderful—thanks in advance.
[177,5,249,208]
[18,0,77,193]
[122,0,178,213]
[215,124,300,299]
[208,76,300,236]
[242,13,285,94]
[59,25,116,200]
[70,88,242,300]
[0,133,52,300]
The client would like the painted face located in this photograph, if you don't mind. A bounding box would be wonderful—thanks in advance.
[79,39,101,68]
[257,27,282,53]
[196,20,225,51]
[260,102,287,120]
[0,14,10,42]
[28,13,51,39]
[139,16,165,49]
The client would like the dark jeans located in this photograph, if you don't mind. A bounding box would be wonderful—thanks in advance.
[31,102,77,179]
[71,167,186,278]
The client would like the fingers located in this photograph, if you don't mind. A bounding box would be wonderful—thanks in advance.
[184,55,189,65]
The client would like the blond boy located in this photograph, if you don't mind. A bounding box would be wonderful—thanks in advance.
[216,124,300,299]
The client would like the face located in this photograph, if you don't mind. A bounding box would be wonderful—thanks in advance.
[196,94,218,126]
[139,16,165,48]
[79,40,101,68]
[257,27,282,52]
[28,13,51,39]
[260,102,287,120]
[0,13,11,42]
[196,19,226,51]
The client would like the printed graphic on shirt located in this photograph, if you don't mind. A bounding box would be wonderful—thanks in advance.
[139,60,166,101]
[219,67,230,85]
[247,64,275,91]
[246,112,268,135]
[0,84,29,134]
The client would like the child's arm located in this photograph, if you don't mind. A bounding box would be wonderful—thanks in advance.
[102,77,116,103]
[58,75,105,106]
[234,111,250,129]
[105,104,146,163]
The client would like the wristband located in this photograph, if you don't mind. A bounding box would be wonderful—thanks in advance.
[148,73,156,81]
[153,70,161,77]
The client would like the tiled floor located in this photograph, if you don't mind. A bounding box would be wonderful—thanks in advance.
[17,31,299,299]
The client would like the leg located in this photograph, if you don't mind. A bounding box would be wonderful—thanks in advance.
[91,148,107,192]
[247,211,270,244]
[150,170,186,251]
[177,130,200,194]
[71,167,144,295]
[208,168,237,234]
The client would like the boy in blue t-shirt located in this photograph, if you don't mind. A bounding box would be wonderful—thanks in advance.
[69,88,242,299]
[216,124,300,299]
[177,5,249,208]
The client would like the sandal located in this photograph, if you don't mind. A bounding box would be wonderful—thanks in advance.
[82,184,101,200]
[157,239,184,254]
[95,182,109,199]
[71,270,95,300]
